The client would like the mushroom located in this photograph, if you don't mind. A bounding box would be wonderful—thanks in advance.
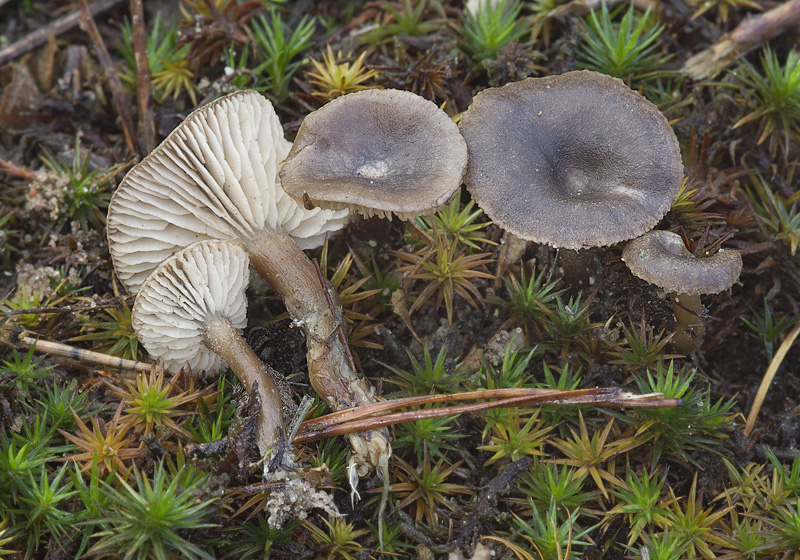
[107,90,390,479]
[279,88,468,220]
[133,239,339,527]
[458,70,683,287]
[621,230,742,354]
[132,239,284,460]
[107,90,348,295]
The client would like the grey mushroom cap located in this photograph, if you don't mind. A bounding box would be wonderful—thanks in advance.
[107,90,349,295]
[622,230,743,295]
[279,88,468,220]
[132,239,249,375]
[459,70,683,250]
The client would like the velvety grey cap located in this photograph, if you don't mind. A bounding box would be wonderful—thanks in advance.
[132,239,249,375]
[107,90,348,294]
[279,88,468,220]
[459,71,683,249]
[622,230,742,295]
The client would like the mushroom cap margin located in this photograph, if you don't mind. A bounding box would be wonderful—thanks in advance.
[622,230,742,295]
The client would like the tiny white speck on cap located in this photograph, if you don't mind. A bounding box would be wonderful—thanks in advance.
[356,161,389,180]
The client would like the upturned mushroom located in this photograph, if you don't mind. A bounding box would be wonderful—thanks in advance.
[107,90,348,295]
[133,238,337,527]
[458,70,684,287]
[132,239,284,459]
[279,88,468,219]
[107,90,390,480]
[621,230,742,354]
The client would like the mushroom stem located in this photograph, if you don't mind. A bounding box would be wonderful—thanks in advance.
[669,293,705,355]
[559,248,596,291]
[245,230,391,474]
[245,231,324,331]
[205,314,285,459]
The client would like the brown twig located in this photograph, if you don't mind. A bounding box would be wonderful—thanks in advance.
[129,0,156,154]
[299,386,679,430]
[684,0,800,79]
[0,157,37,181]
[294,387,682,443]
[77,0,139,157]
[0,0,124,68]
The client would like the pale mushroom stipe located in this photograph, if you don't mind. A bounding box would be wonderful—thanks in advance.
[131,239,284,459]
[132,239,338,527]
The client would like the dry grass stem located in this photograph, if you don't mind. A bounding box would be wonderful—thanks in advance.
[744,319,800,437]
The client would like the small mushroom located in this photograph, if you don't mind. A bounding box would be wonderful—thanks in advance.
[458,71,683,287]
[133,239,339,527]
[107,90,390,482]
[622,230,742,354]
[132,239,284,460]
[279,88,468,220]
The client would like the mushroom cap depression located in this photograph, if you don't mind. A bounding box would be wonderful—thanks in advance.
[107,90,349,294]
[132,239,249,375]
[459,71,683,249]
[622,230,742,295]
[279,88,468,220]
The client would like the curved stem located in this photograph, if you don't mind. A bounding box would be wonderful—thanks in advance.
[205,314,284,460]
[245,230,391,474]
[670,292,705,355]
[246,231,373,408]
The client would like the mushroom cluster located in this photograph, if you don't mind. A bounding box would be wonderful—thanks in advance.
[107,91,390,489]
[458,70,684,288]
[109,73,740,532]
[457,69,741,343]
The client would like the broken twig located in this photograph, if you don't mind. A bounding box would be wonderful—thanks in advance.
[684,0,800,79]
[7,333,152,373]
[294,387,681,443]
[78,0,139,157]
[0,0,124,68]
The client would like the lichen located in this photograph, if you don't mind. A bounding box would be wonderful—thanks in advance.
[25,169,69,221]
[263,465,339,529]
